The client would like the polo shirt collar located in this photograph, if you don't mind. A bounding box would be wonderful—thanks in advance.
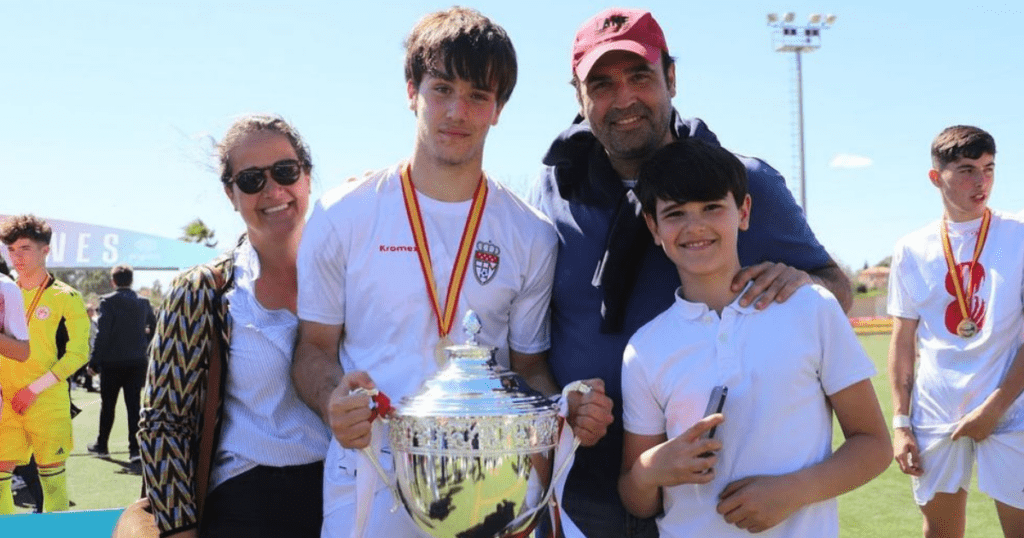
[671,281,759,319]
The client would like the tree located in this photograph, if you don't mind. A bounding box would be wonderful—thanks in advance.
[180,218,218,248]
[140,280,165,310]
[50,269,113,301]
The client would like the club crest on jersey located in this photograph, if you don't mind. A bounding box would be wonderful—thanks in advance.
[35,306,52,320]
[473,241,500,285]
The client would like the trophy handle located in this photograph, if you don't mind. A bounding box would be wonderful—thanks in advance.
[548,381,591,489]
[503,381,592,536]
[351,387,402,508]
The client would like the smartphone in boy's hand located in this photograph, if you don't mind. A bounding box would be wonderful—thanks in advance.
[699,386,727,458]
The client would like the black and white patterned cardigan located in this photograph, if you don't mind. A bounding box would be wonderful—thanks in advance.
[138,249,235,537]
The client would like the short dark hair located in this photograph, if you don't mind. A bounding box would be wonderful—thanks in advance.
[218,113,312,185]
[111,264,134,287]
[931,125,995,169]
[404,7,517,106]
[0,214,52,246]
[637,138,748,217]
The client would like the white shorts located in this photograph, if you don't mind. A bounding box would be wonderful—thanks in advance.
[321,486,426,538]
[912,430,1024,509]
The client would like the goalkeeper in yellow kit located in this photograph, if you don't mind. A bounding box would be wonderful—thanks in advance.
[0,215,89,513]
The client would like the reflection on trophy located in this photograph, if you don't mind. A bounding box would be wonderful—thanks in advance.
[372,311,572,538]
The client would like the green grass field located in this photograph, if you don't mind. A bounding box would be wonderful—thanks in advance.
[9,335,1006,536]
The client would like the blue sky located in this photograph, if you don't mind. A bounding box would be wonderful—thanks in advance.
[4,0,1024,288]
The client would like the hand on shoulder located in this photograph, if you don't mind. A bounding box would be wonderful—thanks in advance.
[732,262,812,310]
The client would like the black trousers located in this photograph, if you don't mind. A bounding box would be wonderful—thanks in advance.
[96,361,147,453]
[201,461,325,538]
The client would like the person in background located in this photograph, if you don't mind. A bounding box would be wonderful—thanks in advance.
[888,125,1024,537]
[0,256,30,372]
[70,303,99,393]
[138,114,331,538]
[0,256,31,513]
[86,264,156,462]
[0,214,90,513]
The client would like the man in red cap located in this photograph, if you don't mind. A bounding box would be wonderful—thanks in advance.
[528,8,852,538]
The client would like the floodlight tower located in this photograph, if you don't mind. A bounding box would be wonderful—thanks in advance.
[766,12,836,217]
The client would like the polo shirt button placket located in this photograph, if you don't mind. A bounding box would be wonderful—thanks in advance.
[717,309,741,382]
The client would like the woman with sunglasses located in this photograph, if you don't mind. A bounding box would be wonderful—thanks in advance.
[138,114,331,538]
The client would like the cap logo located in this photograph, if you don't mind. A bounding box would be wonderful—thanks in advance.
[601,15,629,33]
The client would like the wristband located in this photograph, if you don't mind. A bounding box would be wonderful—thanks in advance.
[28,371,60,394]
[892,414,912,430]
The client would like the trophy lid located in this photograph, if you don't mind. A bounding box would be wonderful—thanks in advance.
[390,312,559,456]
[396,344,554,418]
[396,312,555,418]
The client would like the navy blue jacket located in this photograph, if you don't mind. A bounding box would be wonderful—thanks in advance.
[528,112,834,509]
[89,288,156,368]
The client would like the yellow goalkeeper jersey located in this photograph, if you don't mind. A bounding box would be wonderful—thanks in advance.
[1,275,89,392]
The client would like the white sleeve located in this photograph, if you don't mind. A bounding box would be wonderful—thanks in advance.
[507,223,557,355]
[816,288,877,396]
[887,240,920,320]
[622,341,666,436]
[1,279,29,340]
[297,202,348,326]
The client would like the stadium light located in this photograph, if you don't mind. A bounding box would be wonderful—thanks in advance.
[765,12,836,217]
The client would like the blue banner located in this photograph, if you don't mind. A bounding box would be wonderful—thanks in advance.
[0,216,219,270]
[1,509,123,537]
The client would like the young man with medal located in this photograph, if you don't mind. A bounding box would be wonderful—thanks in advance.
[888,125,1024,537]
[291,8,613,537]
[0,215,90,513]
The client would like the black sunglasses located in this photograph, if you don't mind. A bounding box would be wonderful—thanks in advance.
[229,159,304,194]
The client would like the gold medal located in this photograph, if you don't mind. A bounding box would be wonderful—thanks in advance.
[940,209,991,339]
[434,335,455,366]
[956,319,978,338]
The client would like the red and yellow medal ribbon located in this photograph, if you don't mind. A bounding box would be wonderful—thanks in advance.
[940,208,991,328]
[23,272,50,325]
[400,163,488,339]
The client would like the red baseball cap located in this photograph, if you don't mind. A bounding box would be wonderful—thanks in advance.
[572,8,669,81]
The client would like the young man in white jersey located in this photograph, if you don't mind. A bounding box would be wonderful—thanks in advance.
[0,258,30,513]
[888,125,1024,537]
[291,8,613,538]
[0,256,32,412]
[0,258,30,365]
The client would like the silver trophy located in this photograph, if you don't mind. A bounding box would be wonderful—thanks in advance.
[373,312,574,538]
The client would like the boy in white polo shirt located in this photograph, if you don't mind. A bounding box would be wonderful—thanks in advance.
[888,125,1024,537]
[618,138,890,537]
